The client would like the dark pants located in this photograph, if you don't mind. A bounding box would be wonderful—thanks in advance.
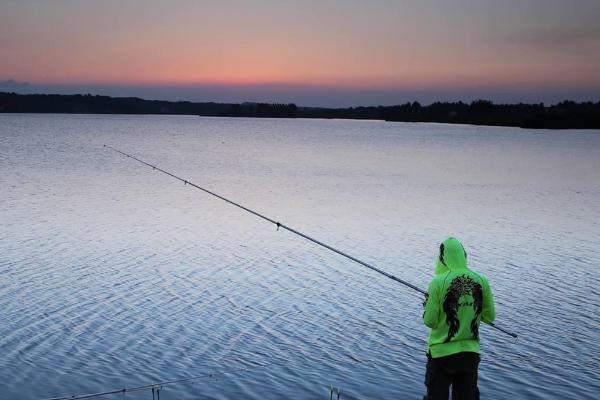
[424,352,480,400]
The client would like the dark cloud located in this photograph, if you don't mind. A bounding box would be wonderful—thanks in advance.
[0,79,33,90]
[519,27,600,48]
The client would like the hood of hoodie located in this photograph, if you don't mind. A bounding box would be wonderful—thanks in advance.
[436,237,468,272]
[434,258,449,275]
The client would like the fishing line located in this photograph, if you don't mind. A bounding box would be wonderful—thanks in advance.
[103,145,517,339]
[41,362,268,400]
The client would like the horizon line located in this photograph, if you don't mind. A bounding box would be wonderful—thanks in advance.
[2,78,599,109]
[3,89,598,109]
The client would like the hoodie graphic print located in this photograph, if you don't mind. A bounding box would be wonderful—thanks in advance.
[423,237,495,358]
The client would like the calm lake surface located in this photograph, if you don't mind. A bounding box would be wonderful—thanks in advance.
[1,114,599,399]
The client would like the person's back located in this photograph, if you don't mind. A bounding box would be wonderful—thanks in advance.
[423,237,495,400]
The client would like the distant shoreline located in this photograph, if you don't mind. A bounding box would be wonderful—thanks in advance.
[1,92,599,129]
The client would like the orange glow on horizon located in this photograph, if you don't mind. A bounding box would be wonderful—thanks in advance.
[1,0,598,100]
[20,66,600,92]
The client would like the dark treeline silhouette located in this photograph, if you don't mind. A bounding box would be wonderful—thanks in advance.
[222,102,298,118]
[1,92,599,129]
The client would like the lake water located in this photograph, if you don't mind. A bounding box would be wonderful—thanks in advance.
[1,114,599,400]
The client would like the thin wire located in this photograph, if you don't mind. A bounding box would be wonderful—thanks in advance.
[42,363,268,400]
[103,145,518,339]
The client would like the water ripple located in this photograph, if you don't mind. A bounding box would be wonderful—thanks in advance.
[1,114,599,399]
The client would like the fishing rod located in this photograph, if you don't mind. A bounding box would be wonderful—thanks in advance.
[104,145,517,339]
[42,363,268,400]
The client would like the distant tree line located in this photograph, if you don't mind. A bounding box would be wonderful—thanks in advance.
[1,92,598,129]
[222,102,298,118]
[308,100,600,129]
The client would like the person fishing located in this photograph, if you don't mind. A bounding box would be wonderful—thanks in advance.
[422,237,495,400]
[104,146,516,349]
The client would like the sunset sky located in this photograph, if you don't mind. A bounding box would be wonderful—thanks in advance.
[1,0,599,106]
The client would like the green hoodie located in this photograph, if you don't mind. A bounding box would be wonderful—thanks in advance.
[423,237,495,358]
